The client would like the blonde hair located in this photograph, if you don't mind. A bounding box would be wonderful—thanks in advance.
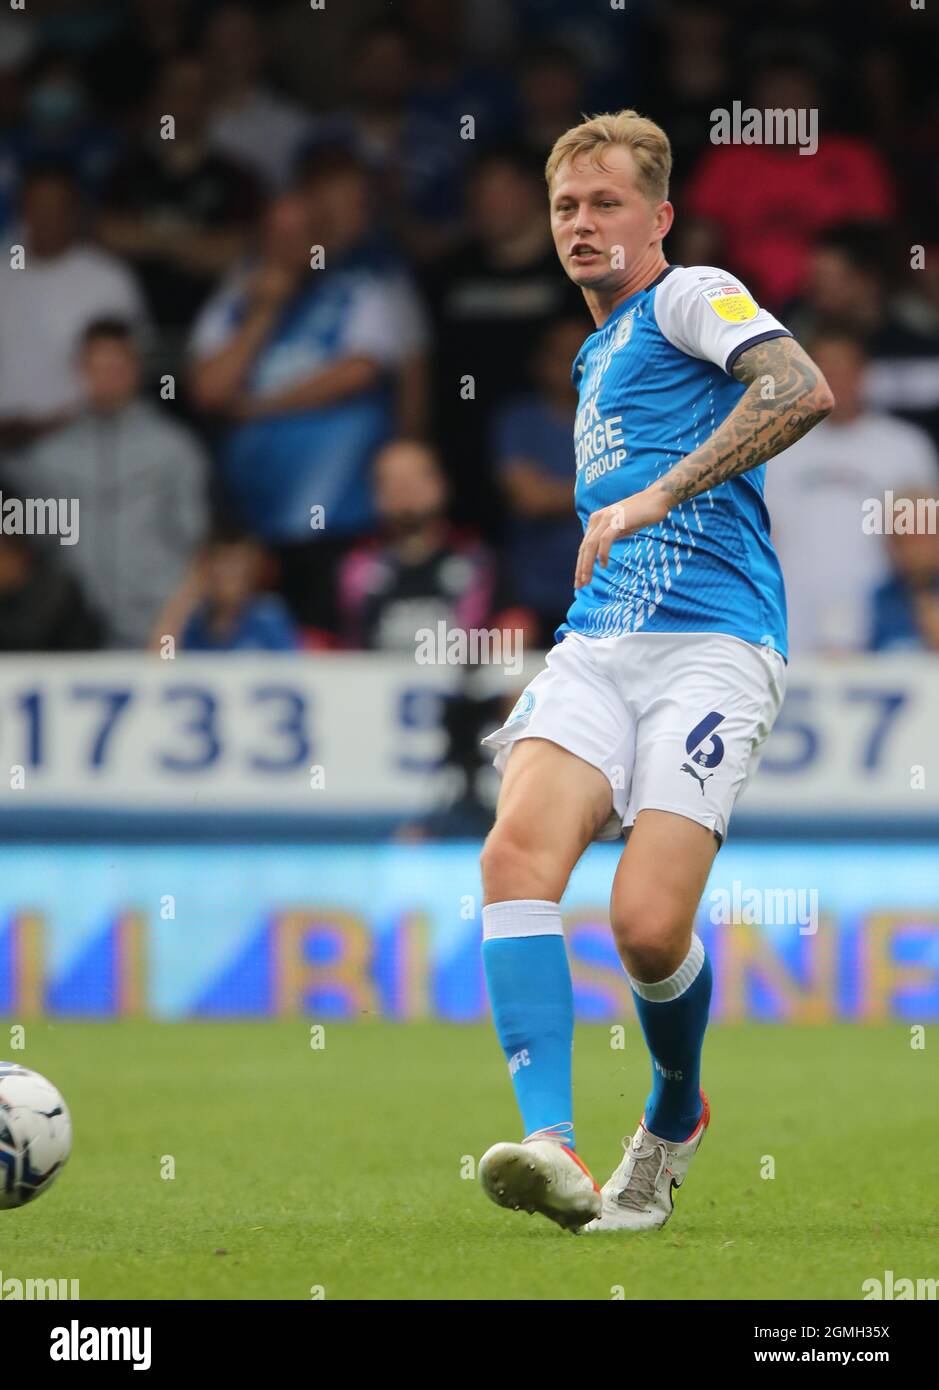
[545,109,672,204]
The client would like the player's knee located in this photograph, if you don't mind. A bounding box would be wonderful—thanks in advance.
[480,819,557,904]
[610,896,689,980]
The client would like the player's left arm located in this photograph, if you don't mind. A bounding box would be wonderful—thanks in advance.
[657,335,834,503]
[575,336,834,587]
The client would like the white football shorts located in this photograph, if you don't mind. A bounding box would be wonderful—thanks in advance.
[481,631,786,843]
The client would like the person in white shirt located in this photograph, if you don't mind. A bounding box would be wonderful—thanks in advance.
[764,327,939,654]
[0,165,149,452]
[203,2,313,190]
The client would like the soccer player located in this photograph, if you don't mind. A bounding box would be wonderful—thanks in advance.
[477,111,833,1233]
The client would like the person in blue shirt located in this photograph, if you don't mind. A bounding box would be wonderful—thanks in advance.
[189,154,428,633]
[0,50,121,238]
[869,500,939,652]
[493,315,586,644]
[476,109,834,1237]
[156,526,299,654]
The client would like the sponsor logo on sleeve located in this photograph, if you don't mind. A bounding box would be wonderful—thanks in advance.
[700,283,759,323]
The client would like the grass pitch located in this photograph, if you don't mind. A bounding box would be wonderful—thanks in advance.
[1,1019,935,1300]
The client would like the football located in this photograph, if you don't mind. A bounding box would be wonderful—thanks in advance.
[0,1063,72,1209]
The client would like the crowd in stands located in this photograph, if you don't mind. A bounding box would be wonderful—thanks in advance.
[1,0,938,656]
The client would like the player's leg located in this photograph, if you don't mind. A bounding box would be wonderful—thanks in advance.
[585,633,785,1232]
[477,737,613,1230]
[481,736,612,1143]
[482,734,612,902]
[584,809,716,1233]
[611,808,717,1141]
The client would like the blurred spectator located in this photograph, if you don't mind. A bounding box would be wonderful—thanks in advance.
[404,0,516,145]
[189,170,428,633]
[0,11,36,86]
[0,165,149,452]
[338,438,496,651]
[153,524,299,653]
[895,242,939,338]
[494,316,584,644]
[682,50,895,308]
[98,52,261,345]
[0,528,103,652]
[0,48,120,221]
[203,3,313,191]
[425,143,587,534]
[869,495,939,653]
[7,318,207,648]
[788,223,939,446]
[516,41,588,162]
[317,19,462,262]
[84,0,196,122]
[495,0,642,111]
[262,0,389,114]
[0,49,28,241]
[640,1,734,188]
[2,0,936,667]
[764,330,939,654]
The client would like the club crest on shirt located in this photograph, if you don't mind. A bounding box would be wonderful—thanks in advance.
[507,690,535,723]
[700,283,758,322]
[611,304,641,350]
[613,309,636,350]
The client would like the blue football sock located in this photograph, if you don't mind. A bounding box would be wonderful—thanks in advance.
[628,934,712,1142]
[482,900,575,1147]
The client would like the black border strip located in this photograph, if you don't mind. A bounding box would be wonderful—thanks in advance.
[725,327,792,375]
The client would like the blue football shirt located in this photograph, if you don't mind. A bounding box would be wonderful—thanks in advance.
[559,264,792,657]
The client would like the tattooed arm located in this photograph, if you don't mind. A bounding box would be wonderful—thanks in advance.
[574,335,834,588]
[657,336,834,503]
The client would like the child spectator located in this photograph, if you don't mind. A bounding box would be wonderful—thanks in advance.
[153,525,299,653]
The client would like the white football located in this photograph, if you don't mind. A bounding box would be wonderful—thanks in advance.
[0,1063,72,1209]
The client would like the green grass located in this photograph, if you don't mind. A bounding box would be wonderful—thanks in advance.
[0,1020,935,1300]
